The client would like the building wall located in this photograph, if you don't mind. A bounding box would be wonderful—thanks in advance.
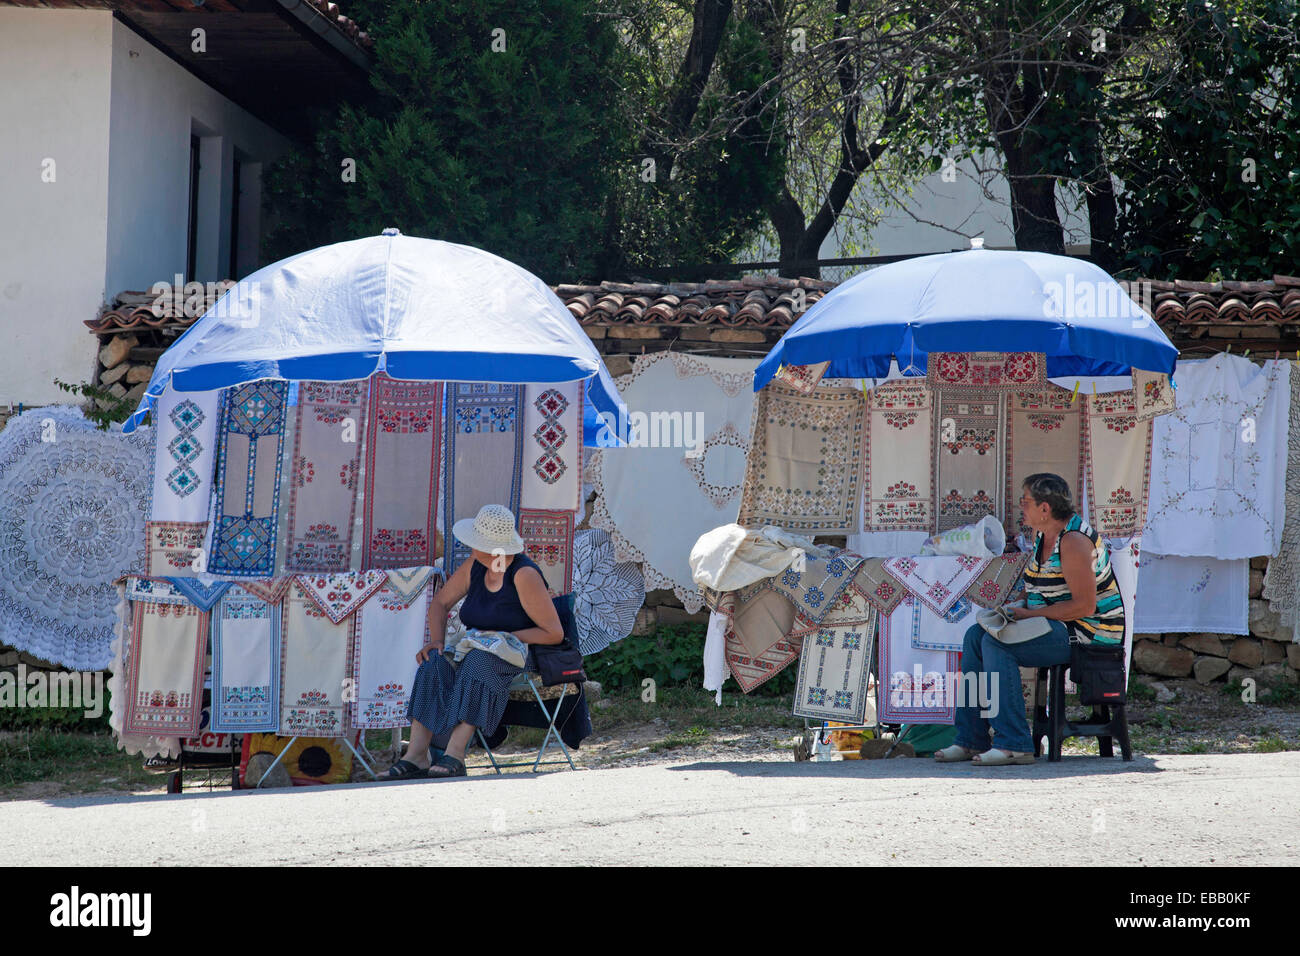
[745,152,1093,276]
[0,9,114,406]
[105,17,291,294]
[0,9,296,405]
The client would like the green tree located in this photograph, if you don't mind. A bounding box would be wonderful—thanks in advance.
[1111,0,1300,278]
[264,0,789,281]
[265,0,629,280]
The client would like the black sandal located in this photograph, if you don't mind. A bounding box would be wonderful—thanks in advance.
[427,754,466,779]
[379,759,428,781]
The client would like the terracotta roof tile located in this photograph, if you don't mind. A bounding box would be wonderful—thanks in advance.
[88,273,1300,339]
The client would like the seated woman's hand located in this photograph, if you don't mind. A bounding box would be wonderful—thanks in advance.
[416,641,443,664]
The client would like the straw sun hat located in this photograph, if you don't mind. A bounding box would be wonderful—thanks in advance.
[452,504,525,555]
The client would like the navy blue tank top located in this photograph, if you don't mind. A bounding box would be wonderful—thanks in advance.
[459,553,549,632]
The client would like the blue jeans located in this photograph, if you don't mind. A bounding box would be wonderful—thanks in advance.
[953,620,1071,754]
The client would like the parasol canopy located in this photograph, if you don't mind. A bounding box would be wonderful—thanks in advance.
[755,245,1178,389]
[123,230,627,444]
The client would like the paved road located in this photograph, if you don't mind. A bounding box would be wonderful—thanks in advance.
[4,753,1297,865]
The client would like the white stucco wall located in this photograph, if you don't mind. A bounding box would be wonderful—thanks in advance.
[746,151,1093,281]
[855,151,1092,257]
[0,10,296,403]
[105,18,291,293]
[0,9,113,405]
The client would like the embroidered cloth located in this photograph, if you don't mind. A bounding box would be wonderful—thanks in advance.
[1005,386,1086,538]
[765,551,866,623]
[882,554,990,616]
[362,374,442,569]
[521,381,583,512]
[385,566,437,605]
[0,406,151,671]
[592,353,758,612]
[1084,388,1152,539]
[519,508,574,596]
[279,580,353,737]
[878,596,959,725]
[1142,356,1290,558]
[737,379,866,535]
[148,387,220,521]
[238,576,295,606]
[209,380,289,577]
[121,600,207,736]
[296,570,388,624]
[146,387,220,575]
[126,577,190,605]
[108,585,180,758]
[963,552,1031,609]
[863,379,934,532]
[1134,553,1249,635]
[909,595,976,651]
[934,390,1006,531]
[773,361,830,394]
[1262,361,1300,637]
[350,581,431,729]
[146,521,207,578]
[163,578,233,612]
[1133,368,1177,420]
[926,352,1046,390]
[723,606,803,693]
[730,586,798,657]
[850,559,908,616]
[443,383,525,571]
[571,528,644,655]
[285,379,368,572]
[210,585,282,732]
[792,612,877,724]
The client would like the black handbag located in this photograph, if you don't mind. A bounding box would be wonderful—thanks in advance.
[1069,640,1127,706]
[531,594,587,687]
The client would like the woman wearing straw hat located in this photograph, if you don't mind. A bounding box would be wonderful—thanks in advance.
[380,504,565,780]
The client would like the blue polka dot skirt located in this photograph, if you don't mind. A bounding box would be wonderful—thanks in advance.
[406,649,523,736]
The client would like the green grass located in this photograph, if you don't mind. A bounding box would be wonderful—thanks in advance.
[1254,735,1298,753]
[593,686,805,734]
[1260,683,1300,705]
[0,729,158,796]
[648,725,709,753]
[1127,680,1157,702]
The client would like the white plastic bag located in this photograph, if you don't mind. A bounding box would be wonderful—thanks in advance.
[919,515,1004,558]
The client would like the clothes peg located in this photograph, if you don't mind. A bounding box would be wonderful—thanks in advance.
[1225,344,1231,353]
[1244,348,1251,358]
[1070,380,1081,403]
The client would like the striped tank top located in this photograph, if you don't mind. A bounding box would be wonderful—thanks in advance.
[1023,514,1125,644]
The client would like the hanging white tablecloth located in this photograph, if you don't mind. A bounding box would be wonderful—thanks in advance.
[1134,552,1249,635]
[591,353,757,613]
[1142,356,1290,558]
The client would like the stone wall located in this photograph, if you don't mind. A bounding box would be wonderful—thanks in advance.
[1132,556,1299,687]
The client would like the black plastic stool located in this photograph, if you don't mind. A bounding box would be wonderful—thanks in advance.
[1032,664,1133,761]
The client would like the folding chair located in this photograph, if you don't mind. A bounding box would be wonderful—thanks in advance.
[473,670,580,773]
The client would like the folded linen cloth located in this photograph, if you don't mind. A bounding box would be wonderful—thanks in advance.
[447,628,529,668]
[975,602,1052,645]
[690,523,828,592]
